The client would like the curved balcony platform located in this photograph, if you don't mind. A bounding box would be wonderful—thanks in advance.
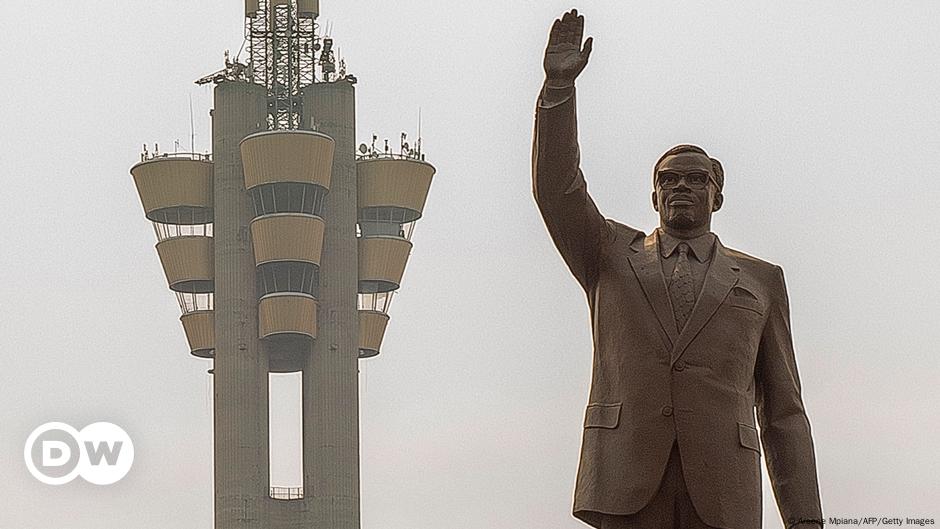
[357,158,435,222]
[358,236,413,293]
[260,293,318,373]
[358,310,390,359]
[250,213,325,266]
[258,293,318,340]
[181,310,215,358]
[241,131,334,191]
[155,236,214,293]
[131,157,213,224]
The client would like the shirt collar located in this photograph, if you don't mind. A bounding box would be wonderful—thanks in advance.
[657,228,716,263]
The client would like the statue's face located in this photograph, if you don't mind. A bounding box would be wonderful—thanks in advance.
[652,153,723,233]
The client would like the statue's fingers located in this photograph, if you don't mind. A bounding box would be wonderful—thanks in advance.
[548,18,563,45]
[573,14,585,46]
[561,10,575,30]
[559,18,573,44]
[580,36,594,63]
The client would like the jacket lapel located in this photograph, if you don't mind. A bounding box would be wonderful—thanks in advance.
[670,241,740,365]
[627,232,679,348]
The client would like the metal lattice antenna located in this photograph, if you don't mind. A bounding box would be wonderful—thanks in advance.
[196,1,355,130]
[246,0,319,130]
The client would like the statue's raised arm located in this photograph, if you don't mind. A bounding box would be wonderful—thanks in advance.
[532,9,619,291]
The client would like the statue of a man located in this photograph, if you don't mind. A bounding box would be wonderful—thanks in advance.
[533,9,823,529]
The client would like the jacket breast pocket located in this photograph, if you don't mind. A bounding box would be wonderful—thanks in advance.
[584,403,621,429]
[738,422,761,454]
[728,287,765,316]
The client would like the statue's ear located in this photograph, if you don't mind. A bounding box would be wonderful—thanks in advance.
[651,191,659,212]
[712,192,724,212]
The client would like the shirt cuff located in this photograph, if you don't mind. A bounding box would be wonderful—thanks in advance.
[538,82,575,109]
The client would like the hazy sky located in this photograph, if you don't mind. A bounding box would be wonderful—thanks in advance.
[1,1,938,528]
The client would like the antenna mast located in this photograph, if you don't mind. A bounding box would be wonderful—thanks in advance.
[246,0,320,130]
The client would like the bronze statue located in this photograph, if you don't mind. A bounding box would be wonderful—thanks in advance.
[533,9,823,529]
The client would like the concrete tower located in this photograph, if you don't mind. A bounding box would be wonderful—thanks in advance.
[130,2,436,528]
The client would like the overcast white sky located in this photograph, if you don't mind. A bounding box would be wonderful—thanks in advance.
[1,1,938,528]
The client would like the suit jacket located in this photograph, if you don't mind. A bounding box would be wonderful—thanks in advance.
[532,87,822,529]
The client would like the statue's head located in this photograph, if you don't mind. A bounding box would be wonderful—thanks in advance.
[651,144,724,237]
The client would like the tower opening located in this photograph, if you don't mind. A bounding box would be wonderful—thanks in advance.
[269,371,304,500]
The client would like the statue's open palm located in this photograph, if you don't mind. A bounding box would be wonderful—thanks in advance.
[544,9,594,86]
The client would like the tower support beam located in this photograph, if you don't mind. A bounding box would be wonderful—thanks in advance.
[212,81,270,529]
[302,80,360,529]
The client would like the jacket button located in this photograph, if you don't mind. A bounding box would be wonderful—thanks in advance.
[674,361,686,372]
[661,405,674,417]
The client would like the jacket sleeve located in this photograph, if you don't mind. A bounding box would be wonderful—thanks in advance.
[755,266,824,528]
[532,84,613,291]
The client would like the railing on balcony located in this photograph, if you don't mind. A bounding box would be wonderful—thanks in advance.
[139,149,212,163]
[269,486,304,500]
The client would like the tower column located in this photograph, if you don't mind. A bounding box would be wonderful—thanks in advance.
[212,81,270,529]
[302,80,360,529]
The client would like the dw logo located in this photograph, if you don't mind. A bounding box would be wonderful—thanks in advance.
[24,422,134,485]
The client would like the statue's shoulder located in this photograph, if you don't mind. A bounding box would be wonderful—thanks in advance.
[604,219,646,246]
[721,243,786,287]
[724,245,774,267]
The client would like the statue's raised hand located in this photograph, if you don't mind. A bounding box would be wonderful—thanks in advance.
[543,9,593,87]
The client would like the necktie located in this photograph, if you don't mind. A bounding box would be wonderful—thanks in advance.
[669,243,696,332]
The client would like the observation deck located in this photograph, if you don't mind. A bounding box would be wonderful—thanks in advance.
[241,130,334,372]
[355,155,435,358]
[131,153,216,358]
